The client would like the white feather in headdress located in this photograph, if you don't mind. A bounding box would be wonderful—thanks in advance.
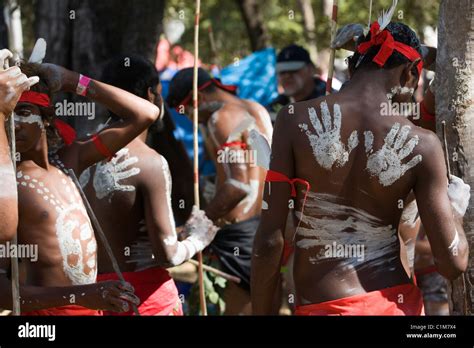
[28,38,47,64]
[377,0,398,32]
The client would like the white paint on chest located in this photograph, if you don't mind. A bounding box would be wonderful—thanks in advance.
[92,148,141,200]
[299,102,358,170]
[365,123,422,186]
[17,168,97,285]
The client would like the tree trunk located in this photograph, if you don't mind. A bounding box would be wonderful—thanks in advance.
[321,0,333,18]
[36,0,165,79]
[234,0,269,51]
[297,0,318,63]
[436,0,474,315]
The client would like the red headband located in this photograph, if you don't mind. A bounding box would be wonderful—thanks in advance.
[176,79,237,110]
[18,91,51,108]
[357,22,423,76]
[18,91,77,146]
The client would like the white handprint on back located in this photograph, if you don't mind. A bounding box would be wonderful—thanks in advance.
[92,148,141,200]
[365,123,422,186]
[299,101,359,170]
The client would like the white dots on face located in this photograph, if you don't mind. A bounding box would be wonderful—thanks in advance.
[21,182,27,187]
[43,196,49,201]
[16,171,23,179]
[38,182,44,187]
[37,189,43,194]
[24,175,30,180]
[44,188,49,193]
[32,179,38,183]
[29,183,35,188]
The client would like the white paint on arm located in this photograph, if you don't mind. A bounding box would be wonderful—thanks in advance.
[0,163,17,199]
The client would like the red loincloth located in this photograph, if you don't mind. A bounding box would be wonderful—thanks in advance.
[295,283,424,316]
[22,305,101,316]
[97,267,183,316]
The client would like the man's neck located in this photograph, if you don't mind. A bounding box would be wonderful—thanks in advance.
[344,69,397,101]
[292,80,316,102]
[19,136,50,169]
[137,129,148,143]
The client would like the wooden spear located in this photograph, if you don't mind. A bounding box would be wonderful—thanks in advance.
[67,169,140,316]
[5,0,23,316]
[192,0,207,316]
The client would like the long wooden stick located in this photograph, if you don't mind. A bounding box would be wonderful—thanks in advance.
[5,0,22,316]
[7,113,20,316]
[326,0,339,95]
[187,259,241,284]
[67,169,140,316]
[441,121,452,180]
[192,0,207,316]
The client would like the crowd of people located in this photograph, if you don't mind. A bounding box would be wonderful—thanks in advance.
[0,12,470,316]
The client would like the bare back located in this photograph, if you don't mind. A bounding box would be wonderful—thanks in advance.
[206,97,272,223]
[277,89,437,304]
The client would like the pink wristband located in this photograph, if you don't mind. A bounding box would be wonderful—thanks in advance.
[76,74,91,96]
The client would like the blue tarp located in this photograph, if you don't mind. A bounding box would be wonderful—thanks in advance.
[220,47,278,106]
[160,47,278,176]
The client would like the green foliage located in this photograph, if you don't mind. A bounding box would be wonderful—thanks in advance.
[165,0,439,66]
[187,257,227,315]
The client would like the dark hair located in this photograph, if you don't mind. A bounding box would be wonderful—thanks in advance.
[348,22,422,76]
[101,54,159,99]
[19,62,62,150]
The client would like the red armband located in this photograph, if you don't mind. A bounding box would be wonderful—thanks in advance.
[420,100,435,122]
[264,169,311,233]
[91,133,115,161]
[218,141,247,152]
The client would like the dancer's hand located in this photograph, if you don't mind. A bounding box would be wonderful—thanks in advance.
[0,49,39,117]
[83,280,140,312]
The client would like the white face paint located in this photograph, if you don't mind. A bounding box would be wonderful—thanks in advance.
[365,123,422,186]
[14,113,44,130]
[295,192,399,270]
[299,102,359,170]
[17,169,97,285]
[0,163,17,199]
[92,148,140,200]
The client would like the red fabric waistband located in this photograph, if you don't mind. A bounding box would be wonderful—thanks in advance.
[295,283,424,316]
[97,266,171,284]
[22,305,101,316]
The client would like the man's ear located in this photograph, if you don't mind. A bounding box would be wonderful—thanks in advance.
[147,87,155,104]
[402,58,421,89]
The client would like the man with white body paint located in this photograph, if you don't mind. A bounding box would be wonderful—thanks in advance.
[0,49,36,243]
[0,60,160,315]
[252,22,469,315]
[80,55,217,316]
[168,68,273,314]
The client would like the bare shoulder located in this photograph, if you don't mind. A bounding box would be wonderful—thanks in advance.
[411,126,446,167]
